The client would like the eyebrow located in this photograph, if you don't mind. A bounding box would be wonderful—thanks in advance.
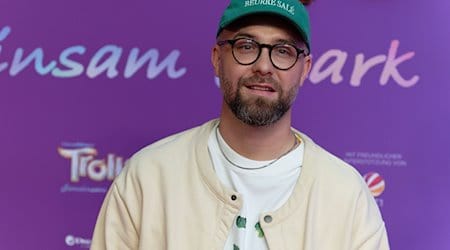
[233,32,298,45]
[233,32,256,39]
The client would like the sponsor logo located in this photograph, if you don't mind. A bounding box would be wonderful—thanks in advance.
[58,142,126,194]
[344,151,408,167]
[363,172,385,207]
[65,234,91,248]
[364,172,385,197]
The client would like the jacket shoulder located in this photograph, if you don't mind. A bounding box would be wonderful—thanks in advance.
[299,132,368,193]
[118,120,215,180]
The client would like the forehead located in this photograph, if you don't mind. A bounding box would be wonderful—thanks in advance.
[221,14,304,45]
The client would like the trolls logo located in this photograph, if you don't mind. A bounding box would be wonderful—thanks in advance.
[58,142,124,183]
[363,172,385,197]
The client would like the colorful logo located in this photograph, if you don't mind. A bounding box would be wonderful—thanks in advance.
[58,142,124,183]
[363,172,385,197]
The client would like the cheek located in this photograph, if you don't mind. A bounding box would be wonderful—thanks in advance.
[218,64,239,93]
[290,67,306,87]
[220,64,246,88]
[280,71,303,89]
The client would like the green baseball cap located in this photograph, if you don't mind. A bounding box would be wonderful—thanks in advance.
[217,0,311,52]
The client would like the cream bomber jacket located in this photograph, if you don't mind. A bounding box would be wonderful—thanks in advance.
[91,119,389,250]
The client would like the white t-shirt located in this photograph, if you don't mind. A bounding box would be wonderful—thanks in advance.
[207,125,304,250]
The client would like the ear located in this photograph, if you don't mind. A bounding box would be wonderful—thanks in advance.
[211,45,221,76]
[299,55,312,86]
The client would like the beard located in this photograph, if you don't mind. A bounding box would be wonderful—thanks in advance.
[221,74,298,127]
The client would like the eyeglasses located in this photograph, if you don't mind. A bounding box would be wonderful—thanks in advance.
[217,38,307,70]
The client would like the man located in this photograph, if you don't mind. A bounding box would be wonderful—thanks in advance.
[91,0,389,249]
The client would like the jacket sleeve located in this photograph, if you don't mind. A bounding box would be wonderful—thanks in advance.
[352,181,390,250]
[90,181,139,250]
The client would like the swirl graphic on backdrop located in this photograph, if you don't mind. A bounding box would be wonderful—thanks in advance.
[363,172,385,197]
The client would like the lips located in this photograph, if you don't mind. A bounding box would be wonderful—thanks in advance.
[246,84,276,92]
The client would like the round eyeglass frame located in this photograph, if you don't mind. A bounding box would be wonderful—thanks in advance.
[217,38,307,70]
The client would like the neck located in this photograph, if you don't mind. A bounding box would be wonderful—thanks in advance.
[218,103,296,161]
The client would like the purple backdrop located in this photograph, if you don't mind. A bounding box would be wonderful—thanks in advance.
[1,0,449,249]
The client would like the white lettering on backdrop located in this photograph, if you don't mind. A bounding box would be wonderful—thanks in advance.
[0,26,187,80]
[0,26,418,87]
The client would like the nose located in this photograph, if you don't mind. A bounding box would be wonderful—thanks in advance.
[251,48,274,76]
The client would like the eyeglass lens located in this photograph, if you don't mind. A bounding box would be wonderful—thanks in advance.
[231,38,299,70]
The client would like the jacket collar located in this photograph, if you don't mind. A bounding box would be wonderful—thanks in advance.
[195,119,321,216]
